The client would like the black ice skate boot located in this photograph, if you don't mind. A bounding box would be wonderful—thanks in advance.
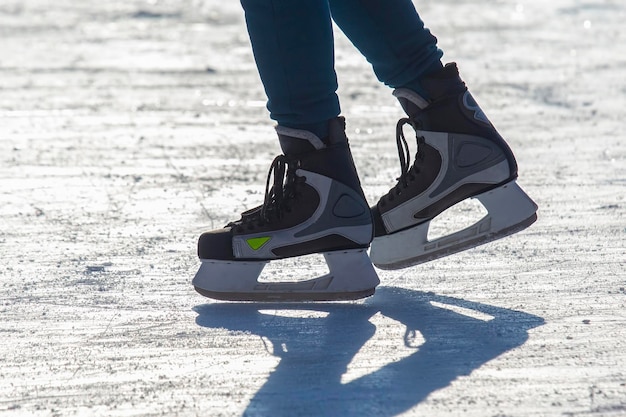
[193,117,379,301]
[370,63,537,269]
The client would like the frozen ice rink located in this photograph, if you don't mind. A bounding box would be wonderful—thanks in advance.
[1,0,625,415]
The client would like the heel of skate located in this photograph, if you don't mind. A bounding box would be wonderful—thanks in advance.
[193,249,380,302]
[370,180,537,270]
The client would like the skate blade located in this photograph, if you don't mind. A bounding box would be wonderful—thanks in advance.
[370,180,538,270]
[192,249,379,302]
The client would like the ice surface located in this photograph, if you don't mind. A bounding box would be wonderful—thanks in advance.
[1,0,625,416]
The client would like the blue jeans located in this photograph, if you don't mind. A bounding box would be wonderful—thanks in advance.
[240,0,443,136]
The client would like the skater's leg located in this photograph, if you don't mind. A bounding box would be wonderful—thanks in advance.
[329,0,443,98]
[194,1,381,301]
[240,0,339,138]
[327,0,537,268]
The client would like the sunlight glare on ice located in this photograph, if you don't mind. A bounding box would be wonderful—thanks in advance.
[511,3,525,21]
[426,198,488,241]
[258,253,330,283]
[258,309,329,319]
[340,312,424,385]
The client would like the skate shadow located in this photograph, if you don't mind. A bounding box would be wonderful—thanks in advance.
[193,287,544,416]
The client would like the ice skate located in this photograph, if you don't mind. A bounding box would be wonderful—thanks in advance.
[193,117,379,301]
[370,63,538,270]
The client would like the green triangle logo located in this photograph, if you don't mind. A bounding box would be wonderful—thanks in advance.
[246,236,271,251]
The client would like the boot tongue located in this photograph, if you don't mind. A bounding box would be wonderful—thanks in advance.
[325,116,349,147]
[276,117,349,155]
[394,89,429,118]
[276,125,326,156]
[394,63,467,117]
[419,62,466,100]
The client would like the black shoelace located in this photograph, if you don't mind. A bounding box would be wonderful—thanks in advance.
[231,155,305,231]
[380,118,425,206]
